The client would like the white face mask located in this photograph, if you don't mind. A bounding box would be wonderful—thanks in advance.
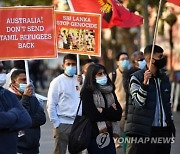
[0,73,6,86]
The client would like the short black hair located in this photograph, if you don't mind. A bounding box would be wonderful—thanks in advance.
[144,45,164,55]
[116,52,129,61]
[13,60,25,69]
[0,61,5,73]
[82,59,94,66]
[11,69,26,81]
[63,54,77,63]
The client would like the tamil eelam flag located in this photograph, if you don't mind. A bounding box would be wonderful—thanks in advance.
[167,0,180,6]
[68,0,143,28]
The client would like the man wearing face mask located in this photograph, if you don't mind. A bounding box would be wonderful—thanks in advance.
[109,52,130,149]
[0,62,32,154]
[47,54,81,154]
[125,45,175,154]
[123,51,146,119]
[9,69,46,154]
[81,58,94,84]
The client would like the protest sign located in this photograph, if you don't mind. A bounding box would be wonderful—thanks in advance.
[0,6,56,60]
[55,11,101,56]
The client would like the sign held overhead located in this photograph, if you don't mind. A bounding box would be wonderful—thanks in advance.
[0,6,56,60]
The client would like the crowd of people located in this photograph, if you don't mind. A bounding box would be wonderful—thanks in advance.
[0,44,177,154]
[58,29,95,52]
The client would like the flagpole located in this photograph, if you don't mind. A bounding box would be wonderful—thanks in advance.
[149,0,163,70]
[67,0,74,12]
[24,60,30,85]
[88,55,92,59]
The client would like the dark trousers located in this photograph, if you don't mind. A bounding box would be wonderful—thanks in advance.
[126,127,173,154]
[87,136,116,154]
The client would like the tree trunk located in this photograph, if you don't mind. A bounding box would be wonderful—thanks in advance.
[141,0,150,46]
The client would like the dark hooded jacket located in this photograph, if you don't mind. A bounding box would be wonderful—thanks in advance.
[16,94,46,154]
[0,87,32,154]
[125,68,175,137]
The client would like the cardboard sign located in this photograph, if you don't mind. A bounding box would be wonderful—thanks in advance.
[55,11,101,56]
[0,6,56,60]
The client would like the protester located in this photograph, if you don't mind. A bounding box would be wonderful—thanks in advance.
[125,45,176,154]
[123,51,146,117]
[81,58,94,84]
[109,52,130,149]
[80,63,122,154]
[3,60,25,89]
[29,60,46,92]
[47,54,81,154]
[9,69,46,154]
[123,51,146,92]
[129,51,146,70]
[0,61,32,154]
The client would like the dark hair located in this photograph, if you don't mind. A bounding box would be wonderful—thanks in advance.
[63,54,77,63]
[144,45,164,55]
[82,59,94,66]
[0,61,5,72]
[13,60,25,69]
[11,69,26,81]
[116,52,129,61]
[131,51,144,62]
[81,64,113,94]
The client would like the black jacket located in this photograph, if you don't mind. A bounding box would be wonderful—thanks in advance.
[0,88,32,154]
[81,87,122,138]
[125,68,175,137]
[17,95,46,154]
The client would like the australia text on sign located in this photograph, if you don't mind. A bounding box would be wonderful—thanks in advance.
[0,6,56,60]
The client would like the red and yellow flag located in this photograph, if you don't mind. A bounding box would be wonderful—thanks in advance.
[69,0,143,28]
[167,0,180,6]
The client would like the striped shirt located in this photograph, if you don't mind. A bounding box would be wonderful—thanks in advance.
[129,75,167,127]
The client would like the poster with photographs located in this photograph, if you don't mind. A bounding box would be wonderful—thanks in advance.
[55,11,101,56]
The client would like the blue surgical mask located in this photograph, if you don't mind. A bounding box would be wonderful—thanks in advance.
[119,60,130,69]
[138,60,146,69]
[65,66,76,76]
[96,76,108,86]
[18,83,27,93]
[0,73,6,86]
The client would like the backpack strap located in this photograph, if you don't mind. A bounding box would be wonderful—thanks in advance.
[76,100,82,116]
[112,70,117,83]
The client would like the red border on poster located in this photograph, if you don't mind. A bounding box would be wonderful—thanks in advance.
[55,11,101,57]
[0,6,56,60]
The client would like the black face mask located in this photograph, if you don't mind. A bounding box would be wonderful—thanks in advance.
[153,57,166,69]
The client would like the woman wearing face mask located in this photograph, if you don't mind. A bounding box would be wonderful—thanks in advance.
[80,64,122,154]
